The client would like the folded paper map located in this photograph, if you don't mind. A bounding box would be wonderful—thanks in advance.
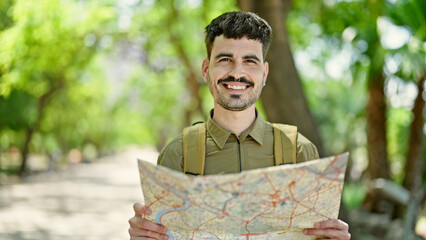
[138,153,348,240]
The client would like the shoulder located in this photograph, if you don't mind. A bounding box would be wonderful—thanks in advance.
[157,134,183,171]
[296,133,319,162]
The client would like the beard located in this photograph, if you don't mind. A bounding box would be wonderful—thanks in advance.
[207,75,264,111]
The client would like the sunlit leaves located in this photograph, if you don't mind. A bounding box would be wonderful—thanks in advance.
[0,0,119,164]
[0,0,116,98]
[0,0,239,161]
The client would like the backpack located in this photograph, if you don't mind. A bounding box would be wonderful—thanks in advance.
[182,123,297,176]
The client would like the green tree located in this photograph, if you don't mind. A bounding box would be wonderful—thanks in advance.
[0,0,116,175]
[387,0,426,226]
[287,0,425,230]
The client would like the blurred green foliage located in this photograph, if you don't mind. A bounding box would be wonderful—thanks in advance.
[342,182,367,210]
[0,0,238,173]
[288,0,425,185]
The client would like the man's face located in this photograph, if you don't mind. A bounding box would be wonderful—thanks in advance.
[202,35,269,111]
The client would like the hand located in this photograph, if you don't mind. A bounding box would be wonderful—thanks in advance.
[128,203,169,240]
[303,219,350,240]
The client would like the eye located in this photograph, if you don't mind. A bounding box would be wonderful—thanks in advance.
[219,58,231,63]
[245,59,257,64]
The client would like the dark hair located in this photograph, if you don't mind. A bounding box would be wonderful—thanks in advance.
[205,11,272,60]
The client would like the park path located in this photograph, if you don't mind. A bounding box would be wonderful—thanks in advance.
[0,146,159,240]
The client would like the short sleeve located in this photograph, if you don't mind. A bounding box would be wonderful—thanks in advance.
[296,133,319,162]
[157,135,184,172]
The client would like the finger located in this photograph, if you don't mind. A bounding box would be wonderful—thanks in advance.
[133,203,152,216]
[305,228,337,237]
[129,233,158,240]
[129,217,168,235]
[129,226,169,240]
[304,228,351,240]
[315,219,349,231]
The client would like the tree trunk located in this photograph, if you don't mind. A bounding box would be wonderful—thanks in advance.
[403,75,425,193]
[399,74,425,228]
[19,127,34,176]
[18,80,64,176]
[236,0,253,12]
[366,79,390,180]
[361,0,391,211]
[238,0,324,156]
[363,72,392,213]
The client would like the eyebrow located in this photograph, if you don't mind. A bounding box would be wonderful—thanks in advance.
[243,54,261,62]
[214,53,261,62]
[214,53,233,59]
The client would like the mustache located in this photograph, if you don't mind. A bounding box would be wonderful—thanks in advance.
[217,77,254,87]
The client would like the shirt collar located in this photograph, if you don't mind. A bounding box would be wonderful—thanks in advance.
[206,109,266,149]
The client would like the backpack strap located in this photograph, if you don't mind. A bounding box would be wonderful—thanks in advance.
[182,123,206,175]
[272,123,298,165]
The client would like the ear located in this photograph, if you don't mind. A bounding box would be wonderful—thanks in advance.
[202,58,209,83]
[263,61,269,83]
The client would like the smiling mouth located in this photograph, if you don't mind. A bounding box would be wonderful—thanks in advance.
[223,83,249,90]
[217,77,254,90]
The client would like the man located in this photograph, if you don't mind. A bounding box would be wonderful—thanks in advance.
[129,11,350,240]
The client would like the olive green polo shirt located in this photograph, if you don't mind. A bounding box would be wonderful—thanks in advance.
[157,111,319,175]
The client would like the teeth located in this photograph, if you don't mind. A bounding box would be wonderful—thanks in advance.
[226,85,246,90]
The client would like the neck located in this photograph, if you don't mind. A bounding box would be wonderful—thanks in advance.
[212,104,256,136]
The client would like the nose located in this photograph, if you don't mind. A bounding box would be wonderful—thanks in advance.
[228,61,246,80]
